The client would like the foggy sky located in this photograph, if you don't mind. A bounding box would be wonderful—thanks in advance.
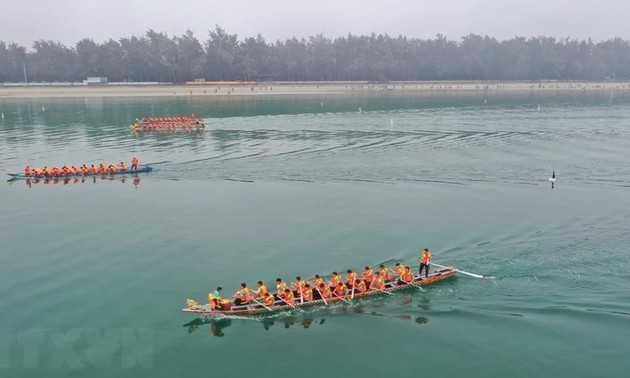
[2,0,629,48]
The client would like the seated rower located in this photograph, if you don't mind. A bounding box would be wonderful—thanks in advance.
[394,263,405,279]
[292,276,306,296]
[99,164,107,173]
[262,291,275,307]
[108,164,117,173]
[330,272,343,287]
[302,284,313,302]
[91,165,98,174]
[253,281,268,299]
[275,278,289,299]
[52,166,61,176]
[333,282,348,298]
[81,165,89,174]
[318,283,332,300]
[362,266,375,289]
[346,269,357,287]
[43,166,52,176]
[208,287,224,310]
[379,264,392,282]
[372,271,386,291]
[71,166,80,174]
[283,288,296,306]
[399,266,414,285]
[24,166,31,177]
[32,167,43,177]
[61,166,70,175]
[119,161,127,171]
[232,283,252,306]
[353,279,367,294]
[311,274,324,288]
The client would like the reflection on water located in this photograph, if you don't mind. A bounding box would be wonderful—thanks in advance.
[8,175,143,188]
[182,316,326,337]
[182,305,431,338]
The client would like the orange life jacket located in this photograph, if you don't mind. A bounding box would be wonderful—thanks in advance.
[373,276,386,290]
[302,288,313,302]
[24,167,31,176]
[346,272,357,284]
[263,294,274,305]
[401,270,413,283]
[276,281,288,295]
[120,162,127,171]
[319,285,331,298]
[285,291,295,305]
[239,287,251,302]
[395,265,405,276]
[422,251,432,264]
[334,284,347,296]
[355,280,366,293]
[331,274,342,286]
[380,267,391,280]
[362,268,374,282]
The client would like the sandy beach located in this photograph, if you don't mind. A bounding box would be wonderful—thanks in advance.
[1,81,630,98]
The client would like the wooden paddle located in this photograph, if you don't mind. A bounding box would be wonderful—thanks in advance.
[315,288,328,305]
[251,298,273,311]
[432,263,490,279]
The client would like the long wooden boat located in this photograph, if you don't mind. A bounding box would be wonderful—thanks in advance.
[130,114,205,132]
[182,266,457,316]
[6,165,153,180]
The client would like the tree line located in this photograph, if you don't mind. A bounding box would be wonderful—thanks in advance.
[1,26,630,83]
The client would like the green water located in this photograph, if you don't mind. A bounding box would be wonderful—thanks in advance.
[1,92,630,377]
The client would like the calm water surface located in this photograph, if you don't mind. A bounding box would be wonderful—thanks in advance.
[1,91,629,377]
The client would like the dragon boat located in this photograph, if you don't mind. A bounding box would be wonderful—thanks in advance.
[183,266,458,316]
[130,114,205,132]
[7,165,153,180]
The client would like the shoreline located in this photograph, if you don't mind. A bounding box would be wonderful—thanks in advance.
[1,81,630,99]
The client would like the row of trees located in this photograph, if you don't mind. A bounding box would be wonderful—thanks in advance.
[1,27,630,83]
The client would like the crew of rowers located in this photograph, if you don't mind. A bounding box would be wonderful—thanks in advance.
[23,157,139,177]
[131,114,205,131]
[208,262,426,311]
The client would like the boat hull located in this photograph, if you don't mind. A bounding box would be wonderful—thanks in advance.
[183,267,457,316]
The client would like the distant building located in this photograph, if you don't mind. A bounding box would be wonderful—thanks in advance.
[83,77,108,85]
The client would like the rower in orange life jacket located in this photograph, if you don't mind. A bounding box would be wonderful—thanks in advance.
[334,282,348,298]
[43,167,52,176]
[24,166,31,177]
[32,167,43,176]
[71,166,80,174]
[362,267,375,288]
[311,274,324,287]
[52,166,61,176]
[81,165,89,174]
[372,271,386,291]
[394,263,405,279]
[91,165,98,174]
[99,164,107,173]
[283,288,296,306]
[232,283,252,306]
[346,269,357,287]
[262,292,275,306]
[353,279,367,293]
[131,156,139,170]
[108,164,117,173]
[254,281,268,299]
[379,264,392,282]
[61,166,70,175]
[292,276,306,296]
[302,284,313,302]
[419,248,432,278]
[400,266,414,284]
[330,272,342,287]
[319,283,332,299]
[119,161,127,171]
[275,278,289,298]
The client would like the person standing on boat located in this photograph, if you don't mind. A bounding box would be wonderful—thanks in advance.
[346,269,358,288]
[419,248,432,278]
[24,166,31,177]
[131,156,139,170]
[233,283,252,306]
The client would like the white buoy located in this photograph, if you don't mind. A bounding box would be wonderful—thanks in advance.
[390,118,393,132]
[359,107,362,113]
[1,112,4,122]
